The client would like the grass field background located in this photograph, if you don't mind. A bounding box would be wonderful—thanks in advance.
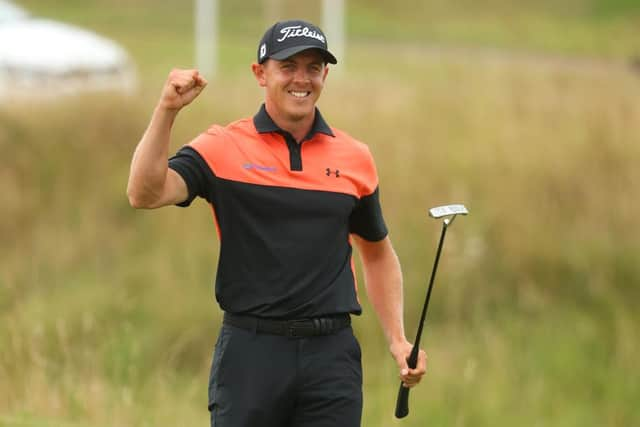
[1,0,639,426]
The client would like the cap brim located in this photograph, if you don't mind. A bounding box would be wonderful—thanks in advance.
[267,45,337,64]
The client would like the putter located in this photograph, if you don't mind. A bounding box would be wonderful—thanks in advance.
[394,204,469,419]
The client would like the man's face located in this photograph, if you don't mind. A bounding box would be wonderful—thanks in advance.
[254,49,329,123]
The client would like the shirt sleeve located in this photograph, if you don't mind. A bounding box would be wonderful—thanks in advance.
[349,186,388,241]
[168,146,216,207]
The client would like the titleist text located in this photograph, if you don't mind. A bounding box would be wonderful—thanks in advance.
[277,26,325,43]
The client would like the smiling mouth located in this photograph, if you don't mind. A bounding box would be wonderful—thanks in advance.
[288,90,311,98]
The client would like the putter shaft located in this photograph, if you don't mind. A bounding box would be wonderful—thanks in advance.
[395,204,468,419]
[395,219,449,418]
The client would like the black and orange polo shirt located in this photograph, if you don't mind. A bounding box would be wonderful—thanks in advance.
[168,104,387,319]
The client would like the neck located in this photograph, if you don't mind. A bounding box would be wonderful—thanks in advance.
[265,103,315,143]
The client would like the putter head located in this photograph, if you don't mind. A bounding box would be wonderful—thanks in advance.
[429,204,469,225]
[429,204,469,218]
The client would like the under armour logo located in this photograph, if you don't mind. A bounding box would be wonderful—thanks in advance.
[326,168,340,177]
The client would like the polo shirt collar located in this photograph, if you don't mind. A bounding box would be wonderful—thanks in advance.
[253,103,335,139]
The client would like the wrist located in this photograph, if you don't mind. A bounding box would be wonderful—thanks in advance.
[152,104,180,128]
[388,336,410,352]
[155,102,181,116]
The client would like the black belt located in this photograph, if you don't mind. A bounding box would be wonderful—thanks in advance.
[223,312,351,338]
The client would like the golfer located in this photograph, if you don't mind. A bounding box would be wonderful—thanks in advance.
[127,19,426,427]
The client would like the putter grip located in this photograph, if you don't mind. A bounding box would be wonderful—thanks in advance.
[395,384,410,418]
[394,344,420,418]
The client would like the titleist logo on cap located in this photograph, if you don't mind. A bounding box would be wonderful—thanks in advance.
[257,20,337,64]
[277,25,326,43]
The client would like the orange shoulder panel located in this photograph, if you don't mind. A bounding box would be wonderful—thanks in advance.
[186,118,255,174]
[329,128,379,197]
[187,119,379,199]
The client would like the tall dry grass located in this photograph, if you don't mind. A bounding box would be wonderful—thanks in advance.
[2,43,639,426]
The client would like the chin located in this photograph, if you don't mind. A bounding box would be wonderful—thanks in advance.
[286,106,314,121]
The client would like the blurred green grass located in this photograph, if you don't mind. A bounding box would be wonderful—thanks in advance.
[2,1,640,426]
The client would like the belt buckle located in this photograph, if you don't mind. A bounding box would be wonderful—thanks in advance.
[287,319,313,338]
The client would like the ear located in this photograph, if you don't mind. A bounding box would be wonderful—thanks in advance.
[252,62,267,87]
[322,65,329,82]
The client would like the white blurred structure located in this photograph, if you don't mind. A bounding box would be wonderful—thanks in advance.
[0,0,25,23]
[0,0,136,101]
[195,0,218,78]
[322,0,345,72]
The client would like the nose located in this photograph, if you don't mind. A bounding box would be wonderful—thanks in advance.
[292,67,310,83]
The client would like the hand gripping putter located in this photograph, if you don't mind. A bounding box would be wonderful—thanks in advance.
[395,204,469,419]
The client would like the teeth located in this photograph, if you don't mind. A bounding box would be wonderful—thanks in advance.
[290,91,309,98]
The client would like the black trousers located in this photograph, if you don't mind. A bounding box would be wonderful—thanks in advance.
[208,323,362,427]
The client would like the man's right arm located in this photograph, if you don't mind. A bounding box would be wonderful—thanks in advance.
[126,69,207,209]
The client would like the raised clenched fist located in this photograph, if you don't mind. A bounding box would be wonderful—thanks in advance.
[159,69,208,111]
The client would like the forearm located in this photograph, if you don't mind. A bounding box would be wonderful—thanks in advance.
[360,237,407,348]
[127,106,178,207]
[356,235,426,386]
